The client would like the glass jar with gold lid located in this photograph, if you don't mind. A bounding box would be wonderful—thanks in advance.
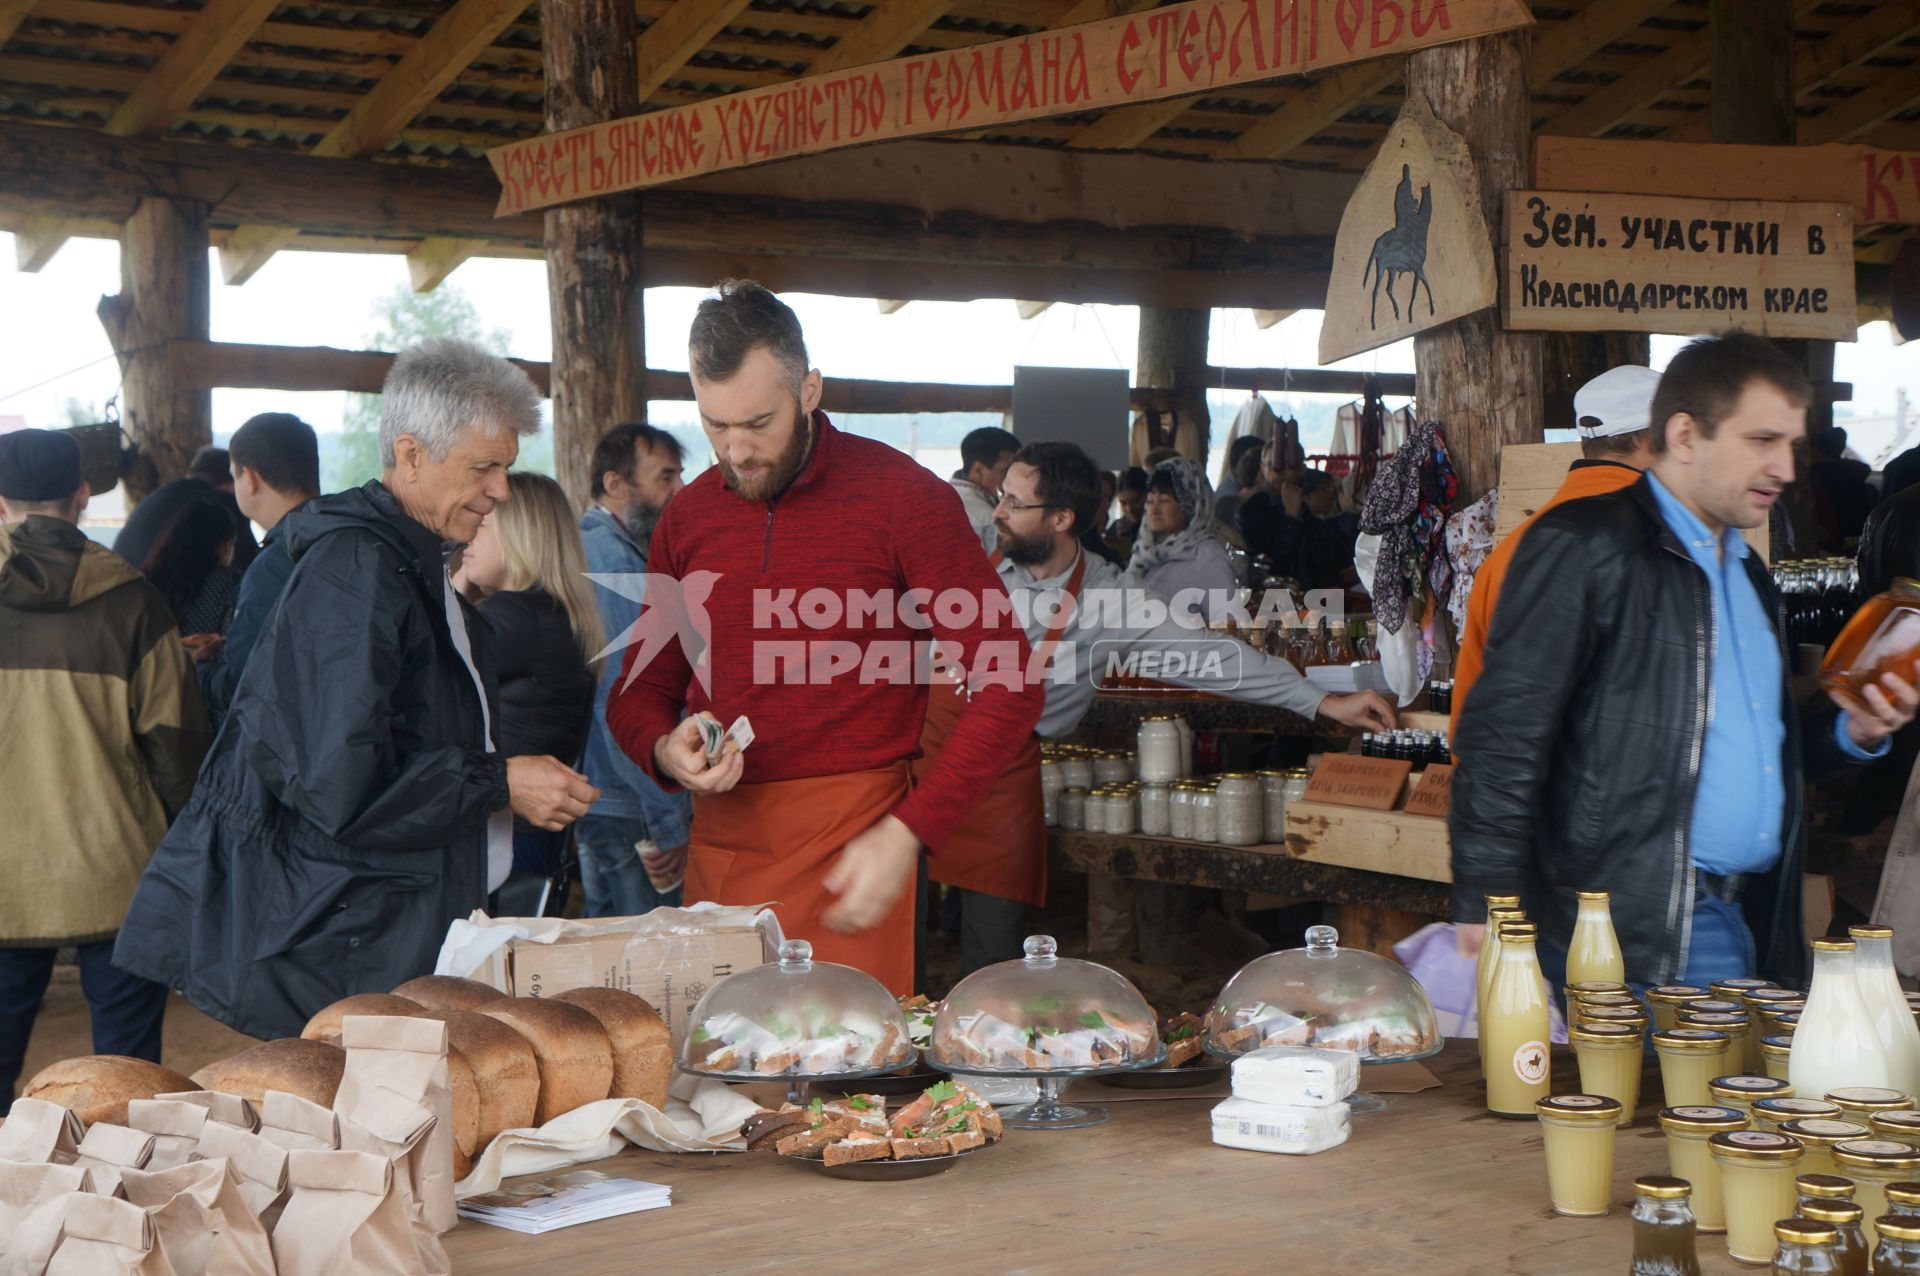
[1798,1173,1860,1210]
[1536,1094,1624,1216]
[1871,1113,1920,1144]
[1580,1004,1652,1030]
[1780,1118,1874,1178]
[1576,990,1641,1013]
[1659,1105,1748,1232]
[1566,980,1630,1004]
[1189,780,1219,843]
[1772,1219,1843,1276]
[1753,1096,1844,1132]
[1885,1181,1920,1218]
[1059,786,1088,831]
[1873,1214,1920,1276]
[1709,1074,1793,1123]
[1799,1199,1869,1276]
[1714,977,1780,1000]
[1213,773,1261,846]
[1654,1028,1731,1109]
[1833,1139,1920,1256]
[1647,985,1711,1034]
[1830,1088,1917,1120]
[1678,1010,1751,1073]
[1571,1021,1644,1127]
[1762,1033,1796,1082]
[1710,1129,1806,1264]
[1168,782,1195,839]
[1629,1175,1702,1276]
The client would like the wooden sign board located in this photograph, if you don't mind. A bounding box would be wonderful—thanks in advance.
[1503,191,1856,341]
[488,0,1534,214]
[1319,94,1497,363]
[1491,441,1767,562]
[1402,764,1454,818]
[1534,136,1920,229]
[1303,754,1412,811]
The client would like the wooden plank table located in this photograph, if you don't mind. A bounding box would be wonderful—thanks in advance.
[442,1040,1746,1274]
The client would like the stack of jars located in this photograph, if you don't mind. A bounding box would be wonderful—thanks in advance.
[1135,713,1193,782]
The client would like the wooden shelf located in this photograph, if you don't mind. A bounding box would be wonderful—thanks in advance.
[1280,800,1452,882]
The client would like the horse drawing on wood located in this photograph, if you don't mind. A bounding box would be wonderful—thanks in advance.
[1363,164,1436,328]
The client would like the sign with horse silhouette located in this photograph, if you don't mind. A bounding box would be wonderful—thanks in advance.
[1319,95,1497,364]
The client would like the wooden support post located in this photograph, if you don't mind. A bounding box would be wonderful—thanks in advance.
[1541,333,1651,431]
[98,196,211,504]
[1407,33,1543,505]
[541,0,645,507]
[1134,306,1211,465]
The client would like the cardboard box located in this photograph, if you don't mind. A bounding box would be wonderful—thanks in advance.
[438,906,782,1052]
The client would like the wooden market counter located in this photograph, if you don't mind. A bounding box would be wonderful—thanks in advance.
[442,1040,1747,1274]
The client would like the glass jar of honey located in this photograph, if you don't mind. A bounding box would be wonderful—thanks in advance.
[1572,1022,1645,1127]
[1797,1174,1859,1211]
[1886,1182,1920,1218]
[1873,1114,1920,1145]
[1630,1175,1702,1276]
[1654,1028,1732,1109]
[1710,1075,1794,1123]
[1773,1218,1844,1275]
[1833,1139,1920,1256]
[1829,1089,1916,1121]
[1658,1105,1749,1233]
[1647,985,1711,1034]
[1779,1119,1874,1178]
[1873,1214,1920,1275]
[1817,579,1920,712]
[1753,1097,1844,1133]
[1537,1094,1624,1216]
[1798,1200,1869,1276]
[1710,1129,1806,1263]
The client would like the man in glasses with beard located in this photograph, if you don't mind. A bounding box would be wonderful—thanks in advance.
[578,422,691,917]
[609,281,1041,994]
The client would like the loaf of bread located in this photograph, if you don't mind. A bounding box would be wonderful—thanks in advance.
[477,999,613,1125]
[389,975,506,1012]
[552,988,672,1111]
[191,1039,346,1109]
[20,1056,196,1126]
[413,1009,539,1153]
[443,1044,482,1179]
[300,993,427,1045]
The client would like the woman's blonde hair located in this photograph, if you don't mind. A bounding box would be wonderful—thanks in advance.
[491,472,605,663]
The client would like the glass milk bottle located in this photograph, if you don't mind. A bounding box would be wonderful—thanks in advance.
[1850,924,1920,1097]
[1792,938,1896,1100]
[1477,904,1526,1076]
[1567,890,1626,988]
[1485,923,1552,1117]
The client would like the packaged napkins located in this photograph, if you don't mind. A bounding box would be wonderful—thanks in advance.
[1209,1097,1350,1155]
[1229,1045,1359,1107]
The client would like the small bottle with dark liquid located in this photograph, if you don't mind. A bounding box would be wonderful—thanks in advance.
[1774,1219,1843,1274]
[1799,1200,1868,1276]
[1630,1174,1703,1275]
[1819,579,1920,711]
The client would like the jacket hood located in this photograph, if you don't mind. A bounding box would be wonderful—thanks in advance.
[280,480,441,574]
[0,515,144,612]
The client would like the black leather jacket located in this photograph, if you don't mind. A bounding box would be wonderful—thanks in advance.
[1449,477,1857,988]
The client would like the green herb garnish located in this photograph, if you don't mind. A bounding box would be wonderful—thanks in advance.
[925,1080,958,1104]
[1078,1011,1109,1030]
[942,1116,971,1133]
[807,1097,825,1116]
[690,1026,711,1044]
[847,1096,874,1111]
[1166,1024,1201,1041]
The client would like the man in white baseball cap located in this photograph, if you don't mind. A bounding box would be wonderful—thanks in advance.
[1451,365,1660,742]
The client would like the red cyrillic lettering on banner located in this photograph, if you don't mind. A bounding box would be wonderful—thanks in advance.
[1372,0,1404,48]
[1116,19,1144,93]
[1410,0,1452,37]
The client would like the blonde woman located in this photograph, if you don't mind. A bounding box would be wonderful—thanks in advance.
[455,471,605,911]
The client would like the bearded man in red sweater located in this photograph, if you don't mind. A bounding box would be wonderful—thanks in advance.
[609,282,1042,993]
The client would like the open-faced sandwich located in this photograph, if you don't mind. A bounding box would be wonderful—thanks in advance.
[938,997,1158,1072]
[683,1004,911,1076]
[743,1080,1004,1166]
[1160,1012,1207,1069]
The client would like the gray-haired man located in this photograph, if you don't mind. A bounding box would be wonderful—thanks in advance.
[117,338,599,1039]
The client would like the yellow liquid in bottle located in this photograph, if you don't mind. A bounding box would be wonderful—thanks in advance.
[1477,909,1523,1076]
[1658,1044,1729,1110]
[1713,1149,1803,1263]
[1575,1038,1644,1128]
[1665,1131,1727,1233]
[1540,1112,1617,1216]
[1486,936,1551,1117]
[1567,892,1626,987]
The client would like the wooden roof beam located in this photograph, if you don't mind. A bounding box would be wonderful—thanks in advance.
[636,0,754,101]
[1800,73,1920,146]
[1212,59,1402,161]
[1531,0,1679,83]
[0,0,35,47]
[1536,26,1710,136]
[221,0,532,284]
[803,0,959,77]
[407,234,486,291]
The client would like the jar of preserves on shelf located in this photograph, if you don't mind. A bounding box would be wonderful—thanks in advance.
[1059,786,1088,832]
[1171,714,1194,776]
[1059,755,1094,791]
[1258,769,1291,843]
[1215,773,1261,846]
[1169,783,1196,840]
[1283,768,1312,808]
[1107,787,1136,836]
[1093,751,1132,787]
[1190,782,1219,843]
[1138,784,1172,836]
[1137,717,1182,783]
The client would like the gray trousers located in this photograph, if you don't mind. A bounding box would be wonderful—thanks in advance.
[956,888,1028,977]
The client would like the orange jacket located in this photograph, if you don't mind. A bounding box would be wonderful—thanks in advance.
[1451,461,1644,740]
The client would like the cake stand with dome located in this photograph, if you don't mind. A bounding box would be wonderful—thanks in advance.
[924,935,1166,1130]
[1205,924,1444,1115]
[676,939,917,1104]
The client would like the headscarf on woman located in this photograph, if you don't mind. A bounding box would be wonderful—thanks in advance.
[1128,456,1221,577]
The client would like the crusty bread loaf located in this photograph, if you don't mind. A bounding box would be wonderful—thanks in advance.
[21,1056,196,1126]
[444,1045,481,1180]
[413,1009,538,1153]
[477,999,613,1125]
[191,1038,346,1109]
[300,993,427,1045]
[551,988,672,1111]
[389,975,506,1012]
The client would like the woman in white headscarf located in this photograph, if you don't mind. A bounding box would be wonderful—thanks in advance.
[1128,456,1240,621]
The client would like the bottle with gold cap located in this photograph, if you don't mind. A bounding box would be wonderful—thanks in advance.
[1799,1200,1868,1276]
[1888,1182,1920,1219]
[1572,1021,1645,1127]
[1477,903,1526,1074]
[1485,921,1551,1116]
[1567,890,1625,987]
[1659,1105,1748,1233]
[1851,924,1920,1098]
[1874,1214,1920,1275]
[1630,1174,1702,1276]
[1711,1129,1806,1263]
[1772,1218,1844,1275]
[1834,1139,1920,1256]
[1793,938,1896,1099]
[1798,1173,1860,1212]
[1535,1094,1623,1215]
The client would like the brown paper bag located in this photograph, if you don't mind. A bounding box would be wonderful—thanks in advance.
[119,1160,274,1276]
[0,1097,85,1165]
[334,1016,454,1234]
[126,1101,210,1172]
[0,1160,92,1274]
[155,1093,257,1134]
[46,1191,177,1275]
[189,1124,287,1232]
[256,1093,337,1154]
[74,1123,157,1196]
[270,1150,448,1276]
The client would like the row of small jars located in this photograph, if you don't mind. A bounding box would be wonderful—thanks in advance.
[1051,768,1312,846]
[1041,746,1137,793]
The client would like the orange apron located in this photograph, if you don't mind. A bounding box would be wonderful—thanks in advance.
[914,551,1085,909]
[686,762,917,996]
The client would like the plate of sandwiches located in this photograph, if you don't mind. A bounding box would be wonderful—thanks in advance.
[742,1080,1004,1181]
[1100,1012,1228,1090]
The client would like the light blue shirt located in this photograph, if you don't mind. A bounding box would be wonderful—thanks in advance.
[1645,473,1881,875]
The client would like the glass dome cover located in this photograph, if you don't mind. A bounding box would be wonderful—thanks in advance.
[927,935,1166,1074]
[677,939,914,1079]
[1204,925,1444,1063]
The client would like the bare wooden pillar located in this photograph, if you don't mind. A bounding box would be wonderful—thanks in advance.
[542,0,646,507]
[1542,333,1652,431]
[1407,33,1543,506]
[1134,306,1212,465]
[98,195,210,504]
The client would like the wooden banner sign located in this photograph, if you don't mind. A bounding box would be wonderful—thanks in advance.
[1319,94,1496,363]
[487,0,1533,214]
[1502,191,1857,341]
[1302,754,1412,811]
[1401,763,1454,818]
[1535,136,1920,229]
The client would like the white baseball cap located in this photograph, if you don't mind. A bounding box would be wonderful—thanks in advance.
[1573,365,1662,439]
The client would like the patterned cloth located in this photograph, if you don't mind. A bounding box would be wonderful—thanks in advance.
[1445,490,1499,636]
[1357,420,1458,635]
[1128,457,1223,577]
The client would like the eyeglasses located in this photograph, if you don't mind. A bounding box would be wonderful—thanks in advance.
[996,497,1059,514]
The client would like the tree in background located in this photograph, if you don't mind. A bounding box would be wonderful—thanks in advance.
[325,284,551,491]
